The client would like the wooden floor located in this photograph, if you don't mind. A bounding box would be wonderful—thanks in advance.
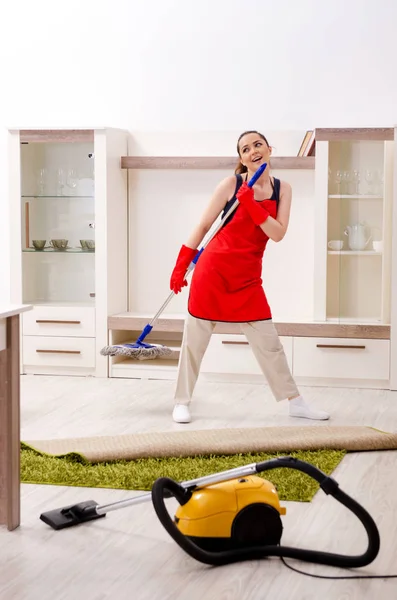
[1,375,397,599]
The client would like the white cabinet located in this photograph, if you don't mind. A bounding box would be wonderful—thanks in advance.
[199,332,390,387]
[8,128,129,377]
[311,127,397,390]
[200,333,292,381]
[22,305,95,337]
[106,315,392,388]
[22,126,390,387]
[23,336,96,372]
[293,336,390,385]
[314,129,394,324]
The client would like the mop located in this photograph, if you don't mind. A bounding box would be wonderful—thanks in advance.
[100,162,267,360]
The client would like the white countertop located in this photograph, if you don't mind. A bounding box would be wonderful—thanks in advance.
[0,304,32,319]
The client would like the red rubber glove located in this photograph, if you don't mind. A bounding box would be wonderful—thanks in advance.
[170,245,198,293]
[236,182,270,226]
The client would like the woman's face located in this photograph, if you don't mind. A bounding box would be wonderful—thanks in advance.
[238,133,271,171]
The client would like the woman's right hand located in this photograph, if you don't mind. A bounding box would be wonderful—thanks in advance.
[170,245,198,293]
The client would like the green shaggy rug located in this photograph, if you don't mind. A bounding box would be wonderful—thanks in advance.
[20,446,346,503]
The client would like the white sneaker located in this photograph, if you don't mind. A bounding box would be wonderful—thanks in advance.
[289,404,330,421]
[172,404,191,423]
[288,395,330,421]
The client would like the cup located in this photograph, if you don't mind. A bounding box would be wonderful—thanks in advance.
[328,240,343,251]
[50,239,68,250]
[32,240,46,251]
[80,239,95,250]
[372,241,383,252]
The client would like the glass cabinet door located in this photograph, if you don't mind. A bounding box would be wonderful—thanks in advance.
[326,140,390,323]
[20,141,95,305]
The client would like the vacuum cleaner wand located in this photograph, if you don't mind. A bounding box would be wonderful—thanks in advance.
[100,162,267,360]
[39,458,265,529]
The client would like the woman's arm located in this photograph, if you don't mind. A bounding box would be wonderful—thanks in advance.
[185,176,236,248]
[259,180,292,243]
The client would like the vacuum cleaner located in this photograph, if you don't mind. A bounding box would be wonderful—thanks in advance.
[40,455,383,573]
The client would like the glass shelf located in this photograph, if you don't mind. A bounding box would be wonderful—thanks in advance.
[22,195,94,199]
[328,195,383,199]
[328,251,382,256]
[23,248,95,253]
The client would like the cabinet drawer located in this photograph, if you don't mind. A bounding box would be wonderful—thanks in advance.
[293,337,390,380]
[23,306,95,337]
[201,334,292,375]
[23,335,96,368]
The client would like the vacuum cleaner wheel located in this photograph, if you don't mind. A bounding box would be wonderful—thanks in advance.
[231,503,283,546]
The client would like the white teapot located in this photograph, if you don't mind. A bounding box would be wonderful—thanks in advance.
[344,223,372,251]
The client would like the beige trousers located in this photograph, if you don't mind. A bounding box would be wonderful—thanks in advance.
[174,315,300,405]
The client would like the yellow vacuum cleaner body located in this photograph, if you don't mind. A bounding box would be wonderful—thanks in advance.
[174,475,286,551]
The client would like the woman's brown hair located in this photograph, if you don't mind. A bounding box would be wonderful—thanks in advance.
[234,130,270,174]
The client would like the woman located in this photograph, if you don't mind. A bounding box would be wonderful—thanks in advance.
[169,130,329,423]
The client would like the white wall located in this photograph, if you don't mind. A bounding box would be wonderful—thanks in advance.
[1,0,397,304]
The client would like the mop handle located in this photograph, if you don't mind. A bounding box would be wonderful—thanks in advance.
[145,162,268,327]
[189,162,268,267]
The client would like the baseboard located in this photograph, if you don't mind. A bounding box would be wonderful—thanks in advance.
[22,367,96,377]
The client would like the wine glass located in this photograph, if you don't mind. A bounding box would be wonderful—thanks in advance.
[375,169,384,195]
[365,170,374,194]
[36,168,47,196]
[334,170,343,194]
[66,168,78,194]
[352,169,361,195]
[342,170,352,195]
[56,168,65,196]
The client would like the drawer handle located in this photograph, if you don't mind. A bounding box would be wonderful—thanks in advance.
[316,344,366,349]
[36,349,81,354]
[36,319,81,324]
[222,341,249,346]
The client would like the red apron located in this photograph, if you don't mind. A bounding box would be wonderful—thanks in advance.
[188,189,278,323]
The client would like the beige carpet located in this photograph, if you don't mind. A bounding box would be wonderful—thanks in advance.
[23,425,397,463]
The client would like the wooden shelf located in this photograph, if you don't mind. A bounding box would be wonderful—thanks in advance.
[107,313,390,339]
[19,129,94,143]
[120,156,315,170]
[315,128,394,142]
